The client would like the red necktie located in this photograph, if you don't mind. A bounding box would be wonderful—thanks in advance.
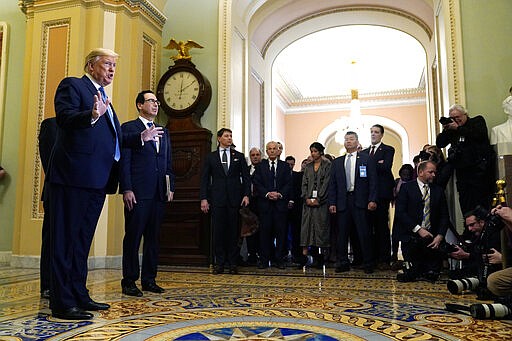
[370,145,375,156]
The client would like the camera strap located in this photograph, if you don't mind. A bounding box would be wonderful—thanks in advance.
[445,303,472,316]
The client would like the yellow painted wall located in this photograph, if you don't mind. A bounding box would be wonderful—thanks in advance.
[459,0,512,129]
[0,2,27,254]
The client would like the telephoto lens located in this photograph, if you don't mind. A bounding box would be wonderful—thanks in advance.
[447,277,479,294]
[470,303,512,319]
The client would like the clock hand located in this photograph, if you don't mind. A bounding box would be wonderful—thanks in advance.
[178,79,184,99]
[182,80,197,91]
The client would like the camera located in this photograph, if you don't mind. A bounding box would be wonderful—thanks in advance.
[417,150,440,164]
[473,205,504,233]
[438,241,459,255]
[418,150,430,161]
[439,116,454,125]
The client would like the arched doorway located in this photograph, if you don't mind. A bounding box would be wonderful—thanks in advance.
[223,1,439,159]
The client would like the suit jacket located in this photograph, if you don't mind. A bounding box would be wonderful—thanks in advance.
[119,118,174,201]
[253,158,292,212]
[395,180,449,242]
[363,143,395,200]
[48,76,139,194]
[200,148,250,207]
[38,117,58,201]
[328,152,377,211]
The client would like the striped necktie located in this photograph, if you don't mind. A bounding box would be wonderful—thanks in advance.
[422,184,431,230]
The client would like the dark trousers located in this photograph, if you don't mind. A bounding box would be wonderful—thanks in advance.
[246,233,260,261]
[457,181,491,215]
[336,193,373,268]
[122,199,165,285]
[40,199,51,292]
[246,201,260,261]
[288,203,303,262]
[456,169,492,215]
[259,205,287,265]
[401,238,443,275]
[49,183,105,310]
[369,199,392,263]
[211,205,240,267]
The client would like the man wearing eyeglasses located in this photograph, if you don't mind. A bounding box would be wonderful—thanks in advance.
[119,90,175,297]
[448,210,503,291]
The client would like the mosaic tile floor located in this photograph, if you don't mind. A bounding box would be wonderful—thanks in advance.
[0,265,511,340]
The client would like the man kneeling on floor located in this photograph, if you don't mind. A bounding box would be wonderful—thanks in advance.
[394,160,449,282]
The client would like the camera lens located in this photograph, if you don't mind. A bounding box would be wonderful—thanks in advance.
[447,277,479,294]
[470,303,511,319]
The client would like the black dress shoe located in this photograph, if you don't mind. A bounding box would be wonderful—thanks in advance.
[212,266,224,274]
[52,307,93,320]
[396,272,417,283]
[364,267,374,274]
[335,264,350,273]
[229,266,238,274]
[423,271,439,283]
[276,262,285,269]
[122,283,143,297]
[79,300,110,311]
[41,289,50,299]
[142,282,165,293]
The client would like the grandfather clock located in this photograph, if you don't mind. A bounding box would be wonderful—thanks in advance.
[156,42,212,266]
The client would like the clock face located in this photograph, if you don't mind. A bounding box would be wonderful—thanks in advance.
[163,71,200,110]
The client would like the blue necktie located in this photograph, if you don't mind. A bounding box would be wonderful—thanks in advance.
[99,86,120,161]
[147,122,157,150]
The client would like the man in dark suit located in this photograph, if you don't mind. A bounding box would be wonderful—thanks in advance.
[363,124,395,269]
[244,147,262,265]
[253,141,292,269]
[38,117,58,299]
[395,160,450,282]
[286,155,305,265]
[48,48,162,320]
[120,90,175,297]
[200,128,250,274]
[328,131,377,273]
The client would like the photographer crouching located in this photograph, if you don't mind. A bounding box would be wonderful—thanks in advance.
[447,208,503,299]
[447,205,512,320]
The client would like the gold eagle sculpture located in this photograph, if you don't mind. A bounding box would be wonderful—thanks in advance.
[164,39,203,60]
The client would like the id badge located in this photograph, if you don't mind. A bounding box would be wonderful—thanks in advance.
[359,165,367,178]
[312,190,318,198]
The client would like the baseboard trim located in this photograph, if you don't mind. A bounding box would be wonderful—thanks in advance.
[8,255,123,269]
